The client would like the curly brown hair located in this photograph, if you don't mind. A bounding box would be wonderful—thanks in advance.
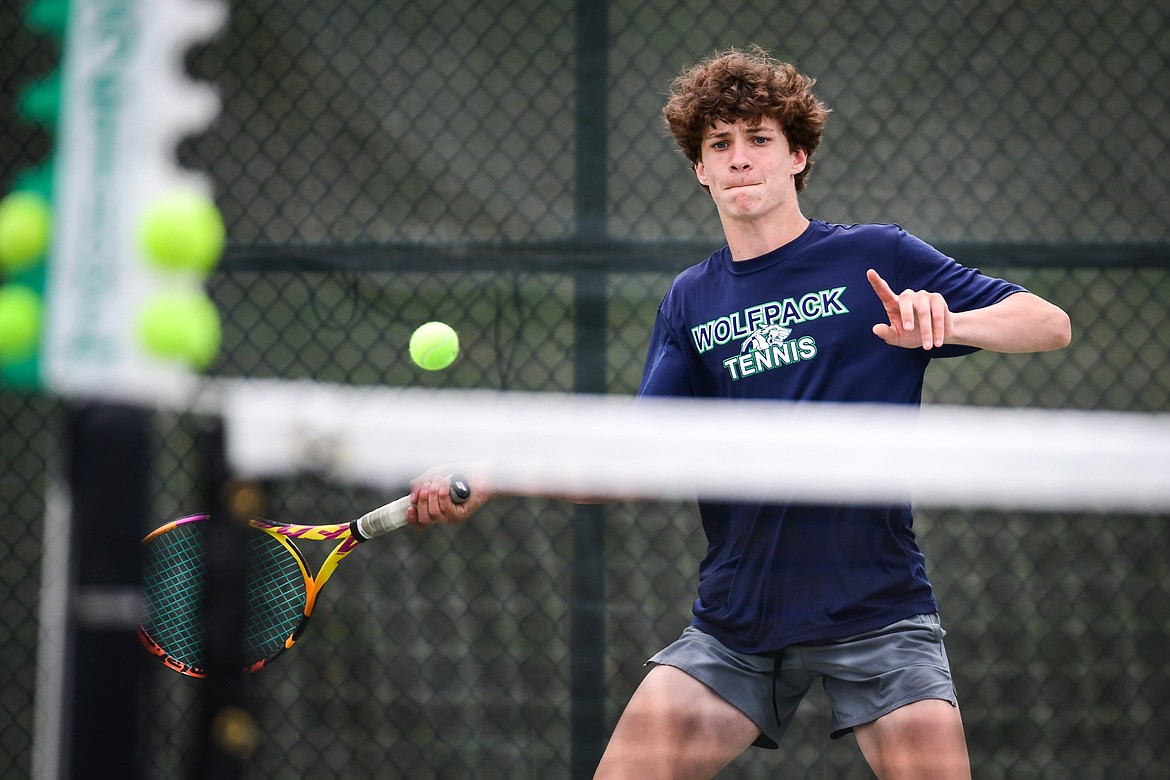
[663,46,830,193]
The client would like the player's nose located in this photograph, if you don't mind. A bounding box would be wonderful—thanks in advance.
[729,152,752,171]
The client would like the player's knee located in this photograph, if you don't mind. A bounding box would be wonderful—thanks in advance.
[858,699,970,780]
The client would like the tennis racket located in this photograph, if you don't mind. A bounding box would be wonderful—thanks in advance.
[139,475,470,677]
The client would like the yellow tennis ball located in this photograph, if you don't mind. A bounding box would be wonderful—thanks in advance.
[137,289,221,369]
[137,190,225,274]
[409,321,459,371]
[0,191,52,272]
[0,284,42,363]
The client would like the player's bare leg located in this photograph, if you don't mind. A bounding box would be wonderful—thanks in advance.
[853,698,972,780]
[594,665,759,780]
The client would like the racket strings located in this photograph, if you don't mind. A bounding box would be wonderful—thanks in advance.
[243,534,309,663]
[141,520,311,672]
[141,522,212,668]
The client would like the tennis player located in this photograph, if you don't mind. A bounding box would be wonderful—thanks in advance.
[410,46,1071,779]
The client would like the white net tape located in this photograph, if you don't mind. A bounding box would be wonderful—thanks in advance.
[218,379,1170,512]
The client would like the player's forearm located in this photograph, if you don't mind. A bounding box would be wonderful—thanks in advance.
[948,292,1071,353]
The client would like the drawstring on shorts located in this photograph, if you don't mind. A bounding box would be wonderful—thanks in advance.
[771,647,786,727]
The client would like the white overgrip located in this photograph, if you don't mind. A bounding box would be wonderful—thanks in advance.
[351,495,411,540]
[350,474,469,542]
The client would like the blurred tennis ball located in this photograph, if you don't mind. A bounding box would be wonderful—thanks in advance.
[0,191,52,272]
[0,284,42,363]
[409,321,459,371]
[137,190,225,274]
[137,289,221,369]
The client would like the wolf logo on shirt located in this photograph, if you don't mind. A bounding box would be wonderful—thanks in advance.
[740,324,791,354]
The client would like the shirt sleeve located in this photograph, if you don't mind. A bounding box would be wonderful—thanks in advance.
[894,228,1028,358]
[637,307,696,398]
[894,228,1026,310]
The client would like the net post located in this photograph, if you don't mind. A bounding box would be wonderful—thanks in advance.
[63,402,151,780]
[190,422,260,779]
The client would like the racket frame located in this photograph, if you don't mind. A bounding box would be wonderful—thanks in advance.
[138,476,468,677]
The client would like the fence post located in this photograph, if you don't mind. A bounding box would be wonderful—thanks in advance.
[571,269,609,778]
[572,0,610,776]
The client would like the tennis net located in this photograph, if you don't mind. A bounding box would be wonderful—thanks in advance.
[206,380,1170,779]
[213,379,1170,512]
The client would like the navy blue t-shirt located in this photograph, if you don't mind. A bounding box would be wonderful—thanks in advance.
[638,220,1025,653]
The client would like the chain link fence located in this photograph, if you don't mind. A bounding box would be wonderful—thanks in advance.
[3,0,1169,777]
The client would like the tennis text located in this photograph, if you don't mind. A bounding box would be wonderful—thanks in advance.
[723,336,818,380]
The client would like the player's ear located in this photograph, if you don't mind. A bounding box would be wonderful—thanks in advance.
[791,148,808,174]
[694,161,709,187]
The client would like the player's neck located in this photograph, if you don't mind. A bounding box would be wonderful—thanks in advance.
[722,207,810,262]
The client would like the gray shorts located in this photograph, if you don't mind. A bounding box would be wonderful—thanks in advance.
[646,614,958,749]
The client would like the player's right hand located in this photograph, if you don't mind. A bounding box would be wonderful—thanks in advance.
[407,470,490,530]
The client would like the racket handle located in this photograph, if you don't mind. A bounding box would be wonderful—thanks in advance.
[351,474,470,541]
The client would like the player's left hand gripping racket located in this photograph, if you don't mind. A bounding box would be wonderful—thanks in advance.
[139,475,470,677]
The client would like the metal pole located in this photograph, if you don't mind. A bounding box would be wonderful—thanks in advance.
[572,1,609,775]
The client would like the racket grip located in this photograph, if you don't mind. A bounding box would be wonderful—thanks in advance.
[351,474,470,541]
